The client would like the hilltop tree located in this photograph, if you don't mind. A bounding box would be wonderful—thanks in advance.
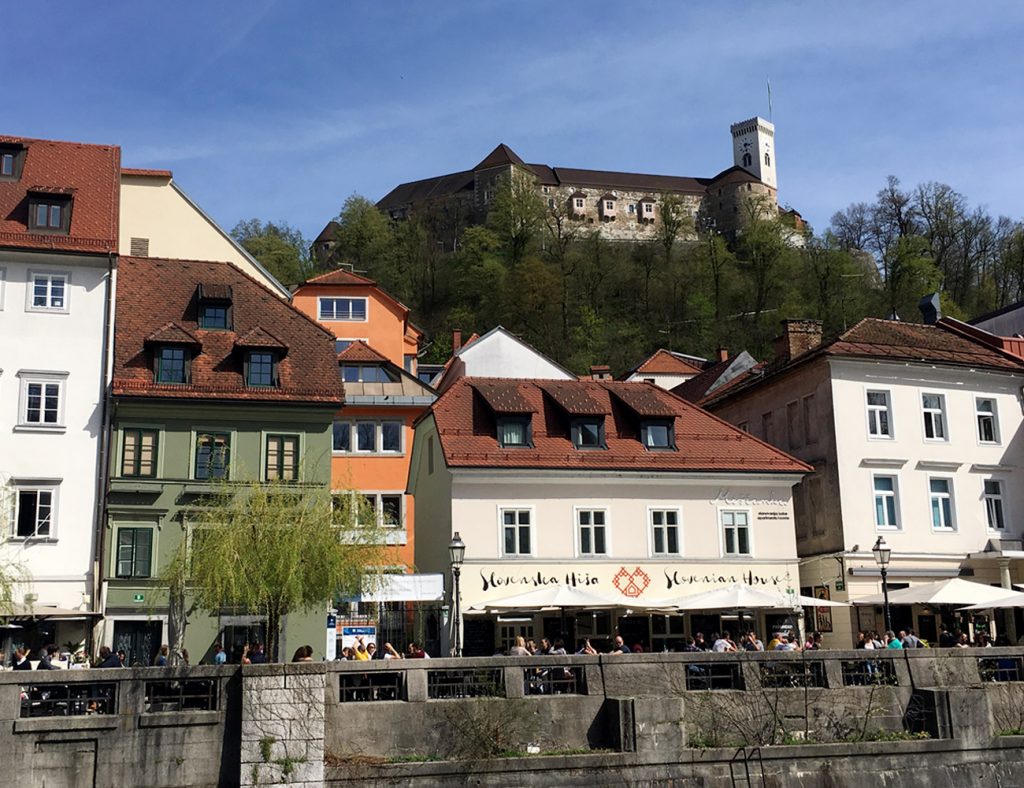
[486,171,546,265]
[161,480,390,663]
[231,219,310,287]
[333,195,396,274]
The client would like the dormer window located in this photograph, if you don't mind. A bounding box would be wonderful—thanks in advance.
[200,304,229,329]
[28,195,72,233]
[641,420,675,450]
[196,284,232,329]
[0,145,26,180]
[155,345,189,384]
[245,351,278,387]
[571,418,605,450]
[498,417,531,448]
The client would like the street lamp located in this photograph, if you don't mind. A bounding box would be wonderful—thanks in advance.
[448,532,466,657]
[872,536,893,634]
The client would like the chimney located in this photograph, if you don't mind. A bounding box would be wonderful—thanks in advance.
[590,364,612,381]
[918,292,941,325]
[773,319,823,364]
[452,329,462,353]
[717,348,729,363]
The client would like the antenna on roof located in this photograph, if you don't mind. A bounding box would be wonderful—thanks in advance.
[336,261,369,276]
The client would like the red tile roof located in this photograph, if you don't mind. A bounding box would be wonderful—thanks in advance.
[113,257,344,405]
[121,168,172,178]
[145,322,200,346]
[633,349,704,376]
[235,326,288,351]
[303,268,376,287]
[337,340,389,363]
[430,378,809,474]
[0,135,120,253]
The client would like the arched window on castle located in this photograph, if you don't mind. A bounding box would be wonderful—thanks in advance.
[742,152,752,167]
[764,152,771,166]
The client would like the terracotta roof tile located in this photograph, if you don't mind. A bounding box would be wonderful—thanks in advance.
[609,385,678,418]
[539,381,609,415]
[471,381,535,414]
[337,340,388,363]
[430,378,809,474]
[633,349,704,376]
[0,135,119,253]
[113,257,343,406]
[121,168,172,178]
[235,326,288,351]
[303,268,376,287]
[144,322,200,346]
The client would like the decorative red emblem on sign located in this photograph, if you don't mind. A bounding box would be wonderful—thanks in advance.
[612,567,651,598]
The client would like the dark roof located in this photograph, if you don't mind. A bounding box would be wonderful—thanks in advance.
[430,378,810,474]
[707,165,762,185]
[474,143,525,171]
[470,380,535,414]
[0,135,120,254]
[377,170,475,210]
[553,170,705,194]
[113,257,344,406]
[539,381,609,415]
[672,351,760,404]
[314,220,340,244]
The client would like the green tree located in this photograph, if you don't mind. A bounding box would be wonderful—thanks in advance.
[333,195,396,274]
[231,219,310,287]
[162,480,390,662]
[486,170,546,265]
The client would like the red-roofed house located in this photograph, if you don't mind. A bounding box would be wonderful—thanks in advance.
[408,377,809,656]
[619,348,706,389]
[0,135,121,655]
[703,317,1024,646]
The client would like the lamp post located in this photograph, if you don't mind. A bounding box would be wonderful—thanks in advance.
[872,536,892,635]
[448,532,466,657]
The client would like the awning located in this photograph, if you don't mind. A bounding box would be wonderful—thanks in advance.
[468,584,622,612]
[0,604,102,621]
[352,574,445,603]
[856,578,1024,606]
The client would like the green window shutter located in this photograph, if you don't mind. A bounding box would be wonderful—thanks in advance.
[135,529,153,578]
[116,529,136,578]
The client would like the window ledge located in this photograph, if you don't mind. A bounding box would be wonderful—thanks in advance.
[916,460,962,471]
[24,306,70,315]
[8,537,58,544]
[13,424,66,434]
[140,710,220,727]
[15,715,117,733]
[972,464,1011,473]
[859,458,907,469]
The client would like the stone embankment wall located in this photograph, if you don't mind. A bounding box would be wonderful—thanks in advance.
[4,648,1024,787]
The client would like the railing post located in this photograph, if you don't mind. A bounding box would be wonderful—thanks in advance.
[406,666,428,702]
[503,666,525,699]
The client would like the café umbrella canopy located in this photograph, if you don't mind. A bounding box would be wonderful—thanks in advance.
[467,584,622,611]
[960,593,1024,611]
[858,578,1024,607]
[663,582,794,611]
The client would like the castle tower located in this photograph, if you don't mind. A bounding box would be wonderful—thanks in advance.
[730,117,776,190]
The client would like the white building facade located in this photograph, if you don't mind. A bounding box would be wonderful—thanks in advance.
[706,318,1024,646]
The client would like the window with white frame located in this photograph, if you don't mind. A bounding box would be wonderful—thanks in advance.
[929,478,956,530]
[721,510,751,556]
[866,390,892,438]
[28,272,68,311]
[976,398,999,444]
[574,198,584,209]
[19,374,65,427]
[604,201,614,211]
[333,419,403,454]
[984,479,1006,531]
[12,484,58,539]
[922,393,947,441]
[873,475,900,529]
[336,492,405,529]
[643,202,654,215]
[318,297,367,321]
[501,509,532,556]
[650,509,681,555]
[340,364,398,383]
[577,509,607,556]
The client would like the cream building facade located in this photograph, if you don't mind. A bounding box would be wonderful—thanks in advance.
[704,317,1024,646]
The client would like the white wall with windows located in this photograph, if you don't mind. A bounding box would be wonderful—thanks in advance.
[830,358,1024,557]
[444,472,801,608]
[0,252,111,614]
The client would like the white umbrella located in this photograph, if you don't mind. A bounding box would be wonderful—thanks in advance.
[960,593,1024,611]
[792,593,849,608]
[467,584,623,612]
[857,578,1024,606]
[659,582,793,611]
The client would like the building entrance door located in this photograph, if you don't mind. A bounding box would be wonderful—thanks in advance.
[112,620,161,667]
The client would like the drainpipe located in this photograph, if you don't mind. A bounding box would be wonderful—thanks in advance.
[90,251,116,656]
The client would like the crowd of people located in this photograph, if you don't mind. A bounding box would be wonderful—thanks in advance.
[335,637,430,661]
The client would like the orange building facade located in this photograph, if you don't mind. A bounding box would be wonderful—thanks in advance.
[292,270,435,572]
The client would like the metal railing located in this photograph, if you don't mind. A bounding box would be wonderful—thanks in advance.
[840,658,898,686]
[144,678,219,712]
[684,661,744,690]
[978,656,1024,682]
[339,671,404,702]
[19,682,118,717]
[759,660,826,689]
[523,665,587,695]
[427,668,504,699]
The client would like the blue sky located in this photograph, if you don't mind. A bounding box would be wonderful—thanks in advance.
[8,2,1024,243]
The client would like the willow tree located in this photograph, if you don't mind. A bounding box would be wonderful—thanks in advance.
[162,480,391,662]
[0,477,30,615]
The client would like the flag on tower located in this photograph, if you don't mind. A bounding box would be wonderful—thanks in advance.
[767,77,773,120]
